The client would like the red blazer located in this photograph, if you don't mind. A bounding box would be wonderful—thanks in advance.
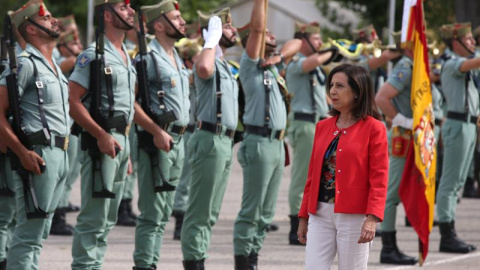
[298,116,388,221]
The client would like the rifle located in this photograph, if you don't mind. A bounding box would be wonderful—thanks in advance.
[135,10,177,192]
[81,5,116,199]
[4,14,48,218]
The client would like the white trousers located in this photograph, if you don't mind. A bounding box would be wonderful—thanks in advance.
[305,203,372,270]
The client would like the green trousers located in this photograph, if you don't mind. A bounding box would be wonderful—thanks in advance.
[234,133,285,256]
[7,145,68,270]
[58,135,81,208]
[181,130,233,261]
[133,133,184,268]
[382,128,406,232]
[173,131,193,214]
[0,156,15,262]
[71,132,129,269]
[122,126,138,200]
[287,118,315,216]
[437,120,476,222]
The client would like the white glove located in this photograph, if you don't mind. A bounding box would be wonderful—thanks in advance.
[392,113,413,129]
[202,16,223,49]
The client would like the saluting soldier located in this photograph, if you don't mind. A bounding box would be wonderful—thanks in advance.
[133,1,190,268]
[68,0,136,268]
[285,21,333,246]
[180,8,238,269]
[436,23,480,253]
[233,0,301,269]
[172,38,202,240]
[375,34,418,265]
[0,1,70,269]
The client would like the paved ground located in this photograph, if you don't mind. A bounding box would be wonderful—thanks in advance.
[40,145,480,269]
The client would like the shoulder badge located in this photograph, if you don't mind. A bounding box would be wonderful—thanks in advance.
[77,55,91,68]
[396,71,405,82]
[292,56,300,62]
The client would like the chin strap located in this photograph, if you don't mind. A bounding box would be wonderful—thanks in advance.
[105,4,134,30]
[456,37,475,56]
[27,18,59,38]
[161,14,185,40]
[221,34,236,48]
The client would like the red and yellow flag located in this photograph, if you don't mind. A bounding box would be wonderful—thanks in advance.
[398,0,436,264]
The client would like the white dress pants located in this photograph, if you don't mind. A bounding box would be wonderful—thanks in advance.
[305,202,372,270]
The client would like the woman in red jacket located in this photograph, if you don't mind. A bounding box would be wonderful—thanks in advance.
[297,64,388,269]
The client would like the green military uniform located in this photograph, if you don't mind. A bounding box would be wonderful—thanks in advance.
[181,8,238,262]
[437,53,479,222]
[5,39,70,270]
[133,2,190,268]
[69,5,136,265]
[233,48,286,256]
[382,56,413,232]
[286,24,329,221]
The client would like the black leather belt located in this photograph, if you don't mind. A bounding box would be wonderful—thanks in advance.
[447,111,478,124]
[434,119,442,126]
[28,132,69,151]
[104,115,131,135]
[186,124,196,133]
[245,125,285,140]
[170,124,187,135]
[198,121,235,139]
[294,112,316,123]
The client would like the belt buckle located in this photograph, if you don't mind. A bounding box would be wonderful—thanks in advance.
[278,129,285,140]
[63,136,70,151]
[179,126,187,135]
[215,123,222,135]
[124,124,131,136]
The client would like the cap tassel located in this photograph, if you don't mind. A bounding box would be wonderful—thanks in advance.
[174,1,180,10]
[39,4,45,17]
[125,0,130,5]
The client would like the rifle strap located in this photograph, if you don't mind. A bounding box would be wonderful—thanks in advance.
[28,56,51,143]
[102,55,115,118]
[308,67,326,114]
[215,62,222,127]
[263,70,272,128]
[150,52,167,111]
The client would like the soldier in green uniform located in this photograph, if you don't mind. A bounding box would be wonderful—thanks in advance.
[285,21,333,246]
[172,38,202,240]
[375,42,418,265]
[436,23,480,253]
[133,1,190,268]
[69,0,136,268]
[49,29,83,236]
[233,0,301,269]
[0,1,70,269]
[180,9,238,269]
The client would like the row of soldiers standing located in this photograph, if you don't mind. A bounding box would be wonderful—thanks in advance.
[1,0,480,269]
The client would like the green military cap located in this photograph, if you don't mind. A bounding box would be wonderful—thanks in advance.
[10,0,49,28]
[176,38,202,60]
[294,21,320,34]
[141,0,180,24]
[58,15,76,28]
[440,22,471,39]
[352,24,378,41]
[473,26,480,39]
[58,29,78,44]
[197,8,232,29]
[237,22,250,44]
[94,0,130,7]
[391,30,413,50]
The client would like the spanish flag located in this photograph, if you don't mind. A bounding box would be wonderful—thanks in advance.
[398,0,436,264]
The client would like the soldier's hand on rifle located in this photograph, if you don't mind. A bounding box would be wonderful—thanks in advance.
[97,133,122,159]
[153,129,173,152]
[202,16,223,49]
[20,149,45,175]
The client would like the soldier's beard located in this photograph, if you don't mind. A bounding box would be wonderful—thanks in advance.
[166,27,185,40]
[113,15,134,31]
[220,34,237,48]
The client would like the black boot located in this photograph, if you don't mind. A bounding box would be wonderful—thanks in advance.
[64,202,80,213]
[380,231,417,265]
[132,267,155,270]
[172,211,184,240]
[462,177,479,198]
[182,259,205,270]
[0,259,6,270]
[117,200,136,226]
[248,253,258,270]
[439,221,476,253]
[266,223,279,232]
[234,255,249,270]
[288,215,303,245]
[50,208,74,236]
[125,198,138,219]
[375,228,382,237]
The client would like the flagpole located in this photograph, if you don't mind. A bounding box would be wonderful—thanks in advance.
[387,0,396,74]
[87,0,94,45]
[260,0,269,59]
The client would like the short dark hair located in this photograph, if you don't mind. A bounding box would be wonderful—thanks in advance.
[293,32,312,40]
[326,63,381,121]
[443,38,454,50]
